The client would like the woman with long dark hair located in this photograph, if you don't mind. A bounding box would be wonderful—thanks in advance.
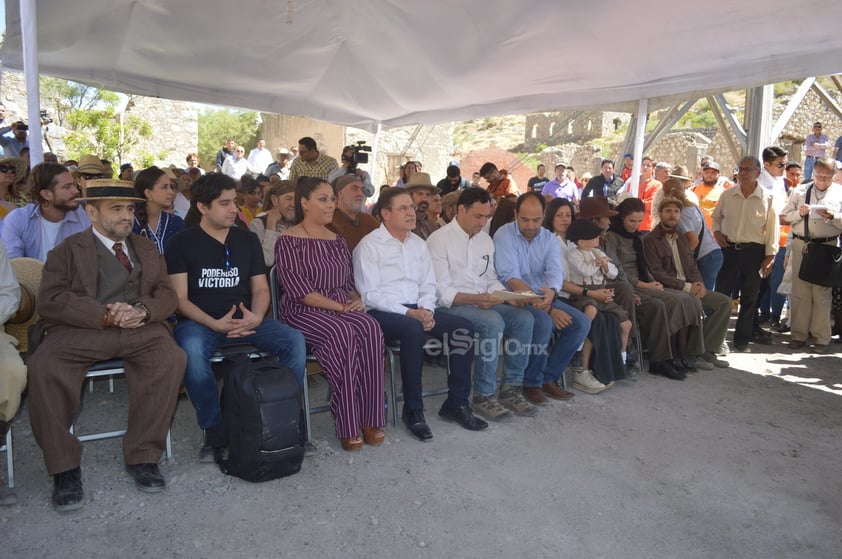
[275,177,386,451]
[605,197,709,379]
[132,166,185,253]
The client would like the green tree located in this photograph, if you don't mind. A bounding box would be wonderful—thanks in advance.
[198,108,260,170]
[39,76,154,164]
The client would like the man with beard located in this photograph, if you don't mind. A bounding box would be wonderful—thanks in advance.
[327,175,379,251]
[27,179,186,510]
[405,172,440,240]
[1,163,91,260]
[644,198,731,368]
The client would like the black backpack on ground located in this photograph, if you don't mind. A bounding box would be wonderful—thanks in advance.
[217,353,305,482]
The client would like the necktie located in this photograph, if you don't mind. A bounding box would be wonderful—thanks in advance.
[113,242,133,273]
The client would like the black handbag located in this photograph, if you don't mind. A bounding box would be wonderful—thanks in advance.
[797,186,842,288]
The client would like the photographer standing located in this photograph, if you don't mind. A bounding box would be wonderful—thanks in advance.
[328,145,374,197]
[0,121,30,157]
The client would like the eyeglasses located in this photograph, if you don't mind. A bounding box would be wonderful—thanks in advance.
[82,173,105,180]
[737,166,759,173]
[0,166,16,173]
[390,204,417,213]
[776,163,787,169]
[814,174,834,180]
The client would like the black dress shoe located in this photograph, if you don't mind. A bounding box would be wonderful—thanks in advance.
[402,409,433,442]
[438,405,489,431]
[680,357,698,373]
[651,361,686,381]
[751,329,773,343]
[126,463,166,493]
[53,467,84,511]
[671,358,689,374]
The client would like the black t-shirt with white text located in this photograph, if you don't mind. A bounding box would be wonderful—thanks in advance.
[165,225,266,319]
[528,176,549,193]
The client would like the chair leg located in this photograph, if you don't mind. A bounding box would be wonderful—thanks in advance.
[385,347,399,426]
[301,376,314,444]
[3,427,13,489]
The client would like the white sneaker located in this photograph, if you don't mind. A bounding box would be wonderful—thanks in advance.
[573,370,606,394]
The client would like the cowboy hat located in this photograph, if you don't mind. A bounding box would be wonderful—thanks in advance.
[70,154,105,178]
[403,172,440,194]
[79,179,145,202]
[6,257,44,353]
[578,196,618,219]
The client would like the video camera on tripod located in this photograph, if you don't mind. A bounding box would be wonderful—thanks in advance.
[343,141,372,173]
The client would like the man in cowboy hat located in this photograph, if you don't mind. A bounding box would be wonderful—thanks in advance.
[27,179,186,511]
[404,172,441,240]
[328,174,379,251]
[1,162,91,260]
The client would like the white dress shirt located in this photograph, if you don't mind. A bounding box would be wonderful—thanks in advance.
[353,224,437,314]
[426,219,505,308]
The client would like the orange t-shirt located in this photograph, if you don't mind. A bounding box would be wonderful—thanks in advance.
[487,170,519,199]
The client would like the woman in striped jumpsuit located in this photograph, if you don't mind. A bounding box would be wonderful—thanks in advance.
[276,177,385,451]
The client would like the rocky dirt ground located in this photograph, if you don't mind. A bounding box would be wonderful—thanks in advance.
[2,323,841,559]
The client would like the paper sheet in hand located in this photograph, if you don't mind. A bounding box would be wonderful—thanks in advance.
[491,290,543,301]
[809,204,828,218]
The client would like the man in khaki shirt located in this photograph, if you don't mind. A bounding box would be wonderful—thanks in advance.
[711,155,779,352]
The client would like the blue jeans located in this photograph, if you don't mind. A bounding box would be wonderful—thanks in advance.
[758,247,787,319]
[697,248,724,291]
[438,304,534,396]
[804,156,817,181]
[174,318,306,430]
[521,301,590,387]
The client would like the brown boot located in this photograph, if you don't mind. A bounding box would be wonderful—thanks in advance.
[522,386,550,406]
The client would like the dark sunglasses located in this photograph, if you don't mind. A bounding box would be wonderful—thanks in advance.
[82,173,105,180]
[0,166,16,173]
[776,163,786,169]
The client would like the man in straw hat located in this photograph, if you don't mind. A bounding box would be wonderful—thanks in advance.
[27,179,186,511]
[1,162,91,260]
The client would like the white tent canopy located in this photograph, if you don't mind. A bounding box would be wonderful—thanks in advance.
[3,0,842,131]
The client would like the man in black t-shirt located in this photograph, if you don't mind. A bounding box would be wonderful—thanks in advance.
[165,174,306,461]
[527,164,549,193]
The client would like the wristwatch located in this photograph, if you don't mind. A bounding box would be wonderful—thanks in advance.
[582,287,589,296]
[133,302,152,323]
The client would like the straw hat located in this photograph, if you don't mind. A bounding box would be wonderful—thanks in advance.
[0,156,28,183]
[79,179,145,202]
[70,154,105,178]
[6,257,44,353]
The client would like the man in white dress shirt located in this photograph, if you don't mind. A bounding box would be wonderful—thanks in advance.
[247,140,274,176]
[354,188,487,441]
[426,187,540,422]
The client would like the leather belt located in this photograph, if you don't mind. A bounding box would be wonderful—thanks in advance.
[727,242,763,250]
[792,233,838,243]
